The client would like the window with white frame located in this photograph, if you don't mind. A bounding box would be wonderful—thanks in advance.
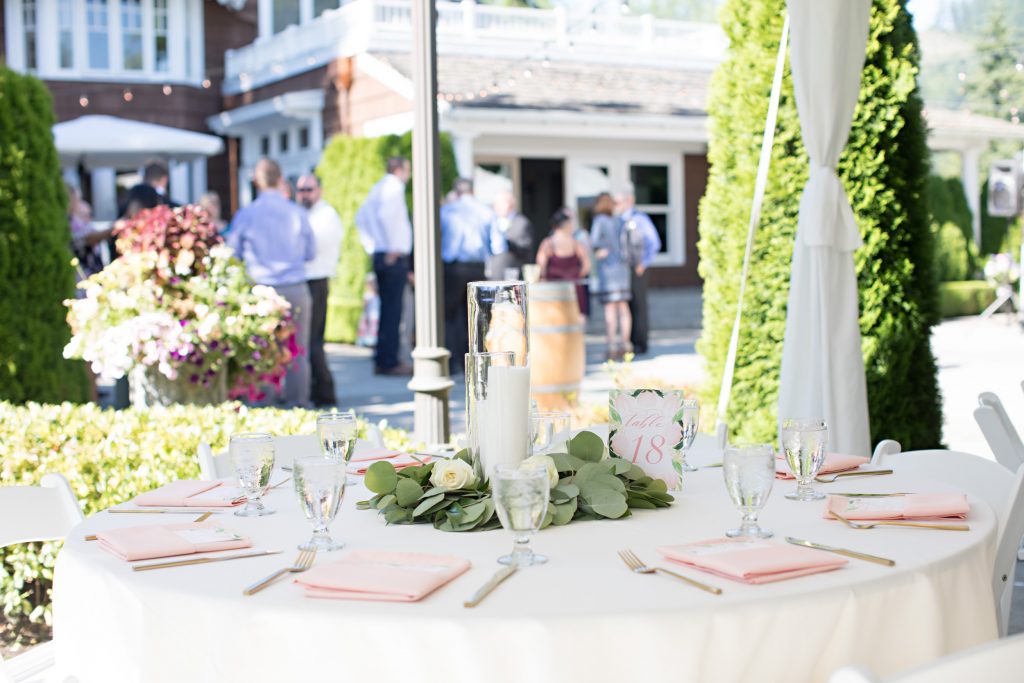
[630,164,671,255]
[5,0,203,83]
[261,0,342,37]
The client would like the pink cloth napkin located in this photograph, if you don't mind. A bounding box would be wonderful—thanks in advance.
[347,454,432,476]
[776,453,869,480]
[96,521,251,561]
[658,538,847,584]
[296,550,470,601]
[825,493,970,520]
[132,480,246,507]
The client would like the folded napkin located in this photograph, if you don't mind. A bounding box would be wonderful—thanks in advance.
[296,550,470,601]
[347,453,432,476]
[826,493,969,520]
[776,453,869,480]
[658,538,847,584]
[349,445,403,463]
[96,521,251,561]
[133,480,246,507]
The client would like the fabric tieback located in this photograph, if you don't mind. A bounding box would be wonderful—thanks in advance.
[796,163,862,252]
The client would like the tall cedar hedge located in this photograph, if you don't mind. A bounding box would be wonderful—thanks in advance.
[317,131,456,343]
[698,0,942,449]
[0,67,88,403]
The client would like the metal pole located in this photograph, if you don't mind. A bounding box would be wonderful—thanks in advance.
[408,0,452,444]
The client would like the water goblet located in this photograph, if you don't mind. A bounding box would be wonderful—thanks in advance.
[723,443,775,538]
[493,465,550,567]
[529,411,571,456]
[317,410,358,485]
[230,432,276,517]
[781,418,828,501]
[672,398,700,475]
[293,456,346,552]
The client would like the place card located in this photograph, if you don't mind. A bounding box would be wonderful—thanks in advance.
[609,389,687,488]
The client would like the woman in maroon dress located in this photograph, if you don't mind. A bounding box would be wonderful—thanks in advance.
[536,207,591,324]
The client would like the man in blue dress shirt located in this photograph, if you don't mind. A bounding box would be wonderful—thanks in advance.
[440,178,507,374]
[227,158,316,407]
[616,189,661,356]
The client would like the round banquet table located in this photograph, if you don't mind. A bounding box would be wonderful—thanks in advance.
[52,435,998,683]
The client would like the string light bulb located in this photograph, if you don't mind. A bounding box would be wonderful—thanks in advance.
[79,94,89,108]
[123,88,134,102]
[201,78,212,89]
[162,84,173,95]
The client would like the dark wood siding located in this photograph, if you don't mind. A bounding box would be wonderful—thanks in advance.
[650,153,708,288]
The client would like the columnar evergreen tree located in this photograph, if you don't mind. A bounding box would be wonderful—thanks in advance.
[698,0,943,449]
[0,67,88,403]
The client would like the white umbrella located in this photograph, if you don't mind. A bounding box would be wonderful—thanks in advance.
[53,115,223,169]
[777,0,872,455]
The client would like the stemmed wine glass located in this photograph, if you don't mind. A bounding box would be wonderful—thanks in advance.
[723,443,775,538]
[293,456,346,552]
[230,432,276,517]
[317,410,358,485]
[529,411,571,456]
[781,418,828,501]
[673,398,700,477]
[492,465,550,566]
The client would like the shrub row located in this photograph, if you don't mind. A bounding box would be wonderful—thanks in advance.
[938,281,997,318]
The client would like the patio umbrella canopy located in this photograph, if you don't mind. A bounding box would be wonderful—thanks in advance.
[777,0,872,455]
[53,115,224,169]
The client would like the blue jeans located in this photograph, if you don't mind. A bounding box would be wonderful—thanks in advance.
[373,253,409,370]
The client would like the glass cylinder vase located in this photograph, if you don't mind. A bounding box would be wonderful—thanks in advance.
[466,351,531,481]
[468,280,529,367]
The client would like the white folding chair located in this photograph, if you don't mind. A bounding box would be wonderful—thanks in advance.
[197,434,321,480]
[974,392,1024,471]
[888,449,1024,636]
[870,439,901,465]
[0,474,84,683]
[829,632,1024,683]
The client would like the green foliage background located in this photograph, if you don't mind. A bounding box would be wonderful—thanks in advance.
[0,68,88,403]
[698,0,942,449]
[317,131,456,343]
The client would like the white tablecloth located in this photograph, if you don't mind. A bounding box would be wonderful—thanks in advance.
[53,436,998,683]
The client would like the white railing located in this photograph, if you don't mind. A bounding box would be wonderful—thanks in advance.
[223,0,725,95]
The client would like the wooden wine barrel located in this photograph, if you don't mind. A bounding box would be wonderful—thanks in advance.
[528,281,585,411]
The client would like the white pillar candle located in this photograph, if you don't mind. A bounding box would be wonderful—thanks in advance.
[478,365,531,477]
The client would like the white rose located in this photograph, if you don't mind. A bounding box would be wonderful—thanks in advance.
[429,458,477,491]
[520,454,559,490]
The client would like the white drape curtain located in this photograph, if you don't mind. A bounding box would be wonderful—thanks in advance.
[778,0,872,455]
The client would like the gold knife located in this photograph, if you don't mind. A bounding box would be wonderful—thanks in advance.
[785,537,895,566]
[464,565,517,607]
[133,549,283,571]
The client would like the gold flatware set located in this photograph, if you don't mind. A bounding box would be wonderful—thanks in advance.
[617,549,723,595]
[828,509,969,531]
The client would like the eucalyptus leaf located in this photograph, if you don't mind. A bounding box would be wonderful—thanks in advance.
[459,500,488,524]
[610,458,632,475]
[375,493,397,511]
[550,452,585,473]
[554,483,580,499]
[590,473,626,493]
[570,431,606,463]
[579,485,628,518]
[364,461,398,494]
[454,449,472,464]
[647,479,669,494]
[412,493,445,517]
[384,506,409,524]
[573,462,608,484]
[355,500,372,510]
[395,478,424,507]
[540,509,555,529]
[552,499,577,525]
[422,486,449,498]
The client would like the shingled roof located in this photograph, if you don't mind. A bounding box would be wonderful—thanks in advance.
[373,52,709,117]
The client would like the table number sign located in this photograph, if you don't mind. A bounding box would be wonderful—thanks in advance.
[609,389,686,488]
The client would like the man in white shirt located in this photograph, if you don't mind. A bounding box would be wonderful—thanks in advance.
[355,157,413,376]
[297,173,343,406]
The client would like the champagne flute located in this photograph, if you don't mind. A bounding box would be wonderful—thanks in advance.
[529,411,571,456]
[317,411,358,485]
[781,418,828,501]
[672,398,700,477]
[493,465,550,566]
[230,432,276,517]
[293,456,346,552]
[723,443,775,538]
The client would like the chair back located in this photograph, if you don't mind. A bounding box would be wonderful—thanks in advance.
[0,474,84,549]
[870,439,901,465]
[890,632,1024,682]
[892,449,1020,636]
[198,434,322,480]
[974,392,1024,471]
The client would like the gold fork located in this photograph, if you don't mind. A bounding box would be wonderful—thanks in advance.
[243,548,317,595]
[829,509,969,531]
[815,469,893,483]
[617,549,722,595]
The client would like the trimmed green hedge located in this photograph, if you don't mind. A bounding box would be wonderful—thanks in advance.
[698,0,942,449]
[927,175,979,281]
[938,280,997,318]
[0,67,88,403]
[0,401,413,647]
[317,132,457,343]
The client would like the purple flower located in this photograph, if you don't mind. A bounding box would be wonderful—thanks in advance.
[179,320,188,327]
[189,374,200,384]
[252,351,261,360]
[244,364,254,373]
[210,341,219,349]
